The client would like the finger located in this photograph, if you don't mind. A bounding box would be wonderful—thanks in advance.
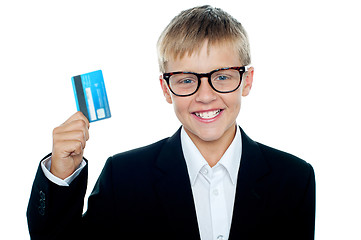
[63,111,90,129]
[55,119,90,140]
[53,130,87,150]
[51,140,84,179]
[55,139,84,159]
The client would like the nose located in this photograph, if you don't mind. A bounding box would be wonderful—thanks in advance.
[195,77,217,103]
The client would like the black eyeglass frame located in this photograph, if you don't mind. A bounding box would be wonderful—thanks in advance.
[163,66,247,97]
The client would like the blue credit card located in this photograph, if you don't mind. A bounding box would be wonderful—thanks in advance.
[71,70,111,122]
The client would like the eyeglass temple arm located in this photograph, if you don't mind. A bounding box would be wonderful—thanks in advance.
[244,65,252,72]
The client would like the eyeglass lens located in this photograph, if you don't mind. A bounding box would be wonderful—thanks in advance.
[168,69,241,96]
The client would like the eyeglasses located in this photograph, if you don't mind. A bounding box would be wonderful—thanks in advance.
[163,66,247,97]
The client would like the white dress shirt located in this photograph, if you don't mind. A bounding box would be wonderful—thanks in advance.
[181,127,242,240]
[41,157,86,186]
[41,126,242,240]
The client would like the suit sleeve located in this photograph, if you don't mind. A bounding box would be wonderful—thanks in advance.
[283,162,315,240]
[298,163,316,240]
[26,154,88,240]
[27,155,119,239]
[81,156,117,239]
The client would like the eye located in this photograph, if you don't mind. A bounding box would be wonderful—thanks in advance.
[216,75,229,81]
[179,78,194,84]
[170,73,197,88]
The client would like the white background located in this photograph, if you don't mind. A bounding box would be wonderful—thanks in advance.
[1,0,360,239]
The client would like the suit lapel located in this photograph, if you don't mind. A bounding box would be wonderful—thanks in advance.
[154,128,200,239]
[153,127,270,239]
[229,127,271,239]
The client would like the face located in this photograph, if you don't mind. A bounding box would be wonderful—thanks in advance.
[160,41,254,146]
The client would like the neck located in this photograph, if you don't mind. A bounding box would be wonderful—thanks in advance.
[185,125,237,167]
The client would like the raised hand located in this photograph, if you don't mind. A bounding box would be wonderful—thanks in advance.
[50,112,90,179]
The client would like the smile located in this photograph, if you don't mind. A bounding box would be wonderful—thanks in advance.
[194,109,222,119]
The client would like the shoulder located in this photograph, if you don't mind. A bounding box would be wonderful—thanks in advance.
[104,137,169,170]
[240,127,313,176]
[93,137,170,190]
[257,142,311,170]
[255,141,315,185]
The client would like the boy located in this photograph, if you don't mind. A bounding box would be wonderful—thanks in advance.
[27,5,315,240]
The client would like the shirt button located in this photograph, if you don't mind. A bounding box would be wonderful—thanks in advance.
[217,235,224,240]
[213,189,219,196]
[201,168,208,175]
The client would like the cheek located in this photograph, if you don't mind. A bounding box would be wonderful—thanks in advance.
[172,97,190,119]
[225,93,242,111]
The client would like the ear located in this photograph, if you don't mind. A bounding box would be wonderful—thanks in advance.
[159,75,173,104]
[242,67,254,97]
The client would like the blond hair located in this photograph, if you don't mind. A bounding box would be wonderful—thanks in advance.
[157,5,251,73]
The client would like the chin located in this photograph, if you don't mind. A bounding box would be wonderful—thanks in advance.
[192,128,225,142]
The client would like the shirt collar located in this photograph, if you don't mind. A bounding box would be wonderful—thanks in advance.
[181,127,208,186]
[218,126,242,185]
[181,126,242,186]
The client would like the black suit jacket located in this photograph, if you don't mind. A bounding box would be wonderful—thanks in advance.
[27,127,315,239]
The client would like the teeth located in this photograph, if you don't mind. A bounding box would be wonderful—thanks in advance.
[195,110,221,119]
